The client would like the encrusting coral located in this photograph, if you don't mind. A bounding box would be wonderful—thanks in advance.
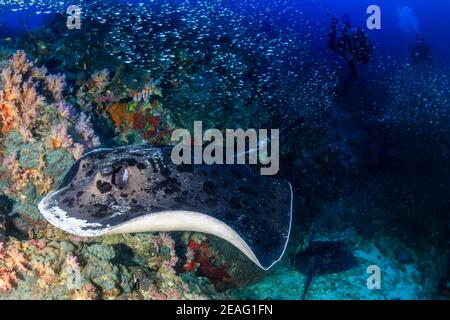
[149,232,179,274]
[0,50,102,237]
[45,73,66,101]
[0,51,101,201]
[0,50,100,156]
[0,51,234,300]
[1,147,53,197]
[0,239,27,291]
[132,80,163,103]
[0,233,226,300]
[76,68,117,113]
[75,68,174,145]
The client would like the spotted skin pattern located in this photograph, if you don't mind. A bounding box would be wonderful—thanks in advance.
[39,145,292,269]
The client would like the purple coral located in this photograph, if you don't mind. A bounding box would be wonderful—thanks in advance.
[0,51,102,161]
[45,74,66,101]
[153,232,179,274]
[74,112,101,148]
[55,101,77,120]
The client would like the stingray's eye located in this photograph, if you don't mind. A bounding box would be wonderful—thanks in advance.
[101,165,114,176]
[115,165,129,188]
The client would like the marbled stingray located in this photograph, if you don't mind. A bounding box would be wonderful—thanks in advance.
[38,145,292,270]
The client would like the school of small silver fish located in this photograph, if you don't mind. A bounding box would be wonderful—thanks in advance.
[0,0,332,127]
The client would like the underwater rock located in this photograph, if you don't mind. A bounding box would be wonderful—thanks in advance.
[184,235,266,291]
[16,143,42,170]
[81,243,134,297]
[0,237,199,299]
[0,51,104,235]
[0,194,13,240]
[0,130,75,235]
[43,149,74,187]
[3,131,23,156]
[0,238,117,299]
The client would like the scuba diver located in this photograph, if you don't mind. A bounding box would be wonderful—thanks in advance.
[411,34,432,66]
[327,14,372,81]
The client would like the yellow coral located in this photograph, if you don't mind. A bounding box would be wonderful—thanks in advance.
[3,246,28,272]
[0,239,28,292]
[1,148,54,196]
[33,172,54,196]
[90,69,110,92]
[70,284,98,300]
[0,51,43,137]
[31,261,56,288]
[0,100,17,134]
[10,50,32,74]
[45,74,66,101]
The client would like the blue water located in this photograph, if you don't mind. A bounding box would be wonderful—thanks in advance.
[322,0,450,67]
[2,0,450,66]
[0,0,449,300]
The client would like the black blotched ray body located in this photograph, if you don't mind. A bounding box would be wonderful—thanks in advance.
[294,241,358,299]
[38,144,292,270]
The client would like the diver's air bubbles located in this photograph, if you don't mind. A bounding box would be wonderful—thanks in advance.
[397,6,419,36]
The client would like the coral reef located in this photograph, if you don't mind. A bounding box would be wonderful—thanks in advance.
[0,50,247,300]
[0,239,27,291]
[132,80,163,103]
[180,233,265,291]
[230,233,441,300]
[107,100,174,144]
[76,69,117,113]
[45,73,66,101]
[74,67,175,145]
[0,51,100,234]
[0,233,228,300]
[1,146,53,197]
[0,0,448,300]
[0,51,100,156]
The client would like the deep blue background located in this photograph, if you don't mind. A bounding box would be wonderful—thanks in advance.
[1,0,449,67]
[319,0,450,67]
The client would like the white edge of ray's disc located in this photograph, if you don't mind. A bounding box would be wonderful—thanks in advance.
[38,160,293,270]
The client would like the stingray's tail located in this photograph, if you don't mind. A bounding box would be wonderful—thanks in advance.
[301,274,314,300]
